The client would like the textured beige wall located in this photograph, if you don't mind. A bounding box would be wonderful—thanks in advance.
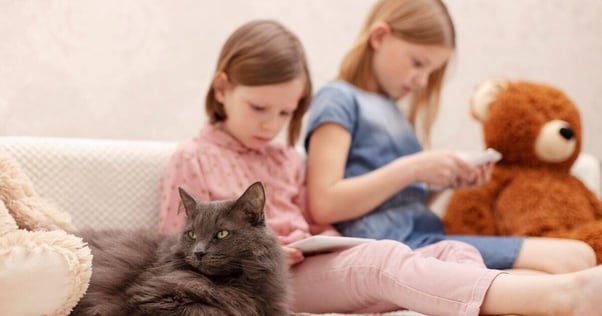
[1,0,600,158]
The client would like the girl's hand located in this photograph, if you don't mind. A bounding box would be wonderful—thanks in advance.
[282,246,304,267]
[410,150,479,189]
[458,161,494,188]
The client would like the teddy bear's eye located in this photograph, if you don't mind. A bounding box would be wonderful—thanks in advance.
[186,230,196,240]
[215,230,229,240]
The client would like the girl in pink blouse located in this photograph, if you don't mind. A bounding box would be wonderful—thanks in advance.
[159,19,602,315]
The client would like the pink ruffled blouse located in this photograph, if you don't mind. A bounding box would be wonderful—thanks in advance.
[159,124,338,244]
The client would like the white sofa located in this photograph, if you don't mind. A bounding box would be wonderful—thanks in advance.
[1,136,600,316]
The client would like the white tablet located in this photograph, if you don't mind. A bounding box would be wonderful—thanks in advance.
[287,235,375,254]
[461,148,502,166]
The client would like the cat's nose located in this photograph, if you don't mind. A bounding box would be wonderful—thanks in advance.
[194,251,206,260]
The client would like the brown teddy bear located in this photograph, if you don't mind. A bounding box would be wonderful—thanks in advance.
[0,152,92,316]
[443,78,602,263]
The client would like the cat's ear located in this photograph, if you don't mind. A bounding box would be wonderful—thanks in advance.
[178,187,198,218]
[233,181,266,226]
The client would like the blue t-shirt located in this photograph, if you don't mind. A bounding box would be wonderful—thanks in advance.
[304,80,427,206]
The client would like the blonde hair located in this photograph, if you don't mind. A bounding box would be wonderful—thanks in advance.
[205,20,311,146]
[339,0,455,147]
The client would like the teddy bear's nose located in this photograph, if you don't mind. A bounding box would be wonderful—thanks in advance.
[559,127,575,140]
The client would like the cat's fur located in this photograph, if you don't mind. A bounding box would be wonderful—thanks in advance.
[71,182,290,316]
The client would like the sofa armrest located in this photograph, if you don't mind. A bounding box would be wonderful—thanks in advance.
[0,137,177,230]
[571,153,602,200]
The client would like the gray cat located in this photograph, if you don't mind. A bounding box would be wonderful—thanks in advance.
[71,182,290,316]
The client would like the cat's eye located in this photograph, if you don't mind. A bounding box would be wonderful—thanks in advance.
[186,230,197,240]
[216,230,229,240]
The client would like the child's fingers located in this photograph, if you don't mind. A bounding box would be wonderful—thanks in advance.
[283,246,305,266]
[456,162,495,188]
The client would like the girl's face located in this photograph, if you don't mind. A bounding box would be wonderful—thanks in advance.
[371,31,452,99]
[215,76,305,150]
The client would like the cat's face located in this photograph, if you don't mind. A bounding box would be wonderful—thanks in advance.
[176,182,270,276]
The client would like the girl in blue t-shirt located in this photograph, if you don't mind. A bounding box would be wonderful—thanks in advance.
[304,0,595,272]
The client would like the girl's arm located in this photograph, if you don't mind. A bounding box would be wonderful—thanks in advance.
[306,122,478,224]
[290,148,340,236]
[306,122,415,224]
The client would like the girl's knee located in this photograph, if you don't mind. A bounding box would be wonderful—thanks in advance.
[367,240,484,266]
[426,240,484,265]
[359,240,413,259]
[546,240,595,273]
[562,240,596,271]
[436,240,480,254]
[372,239,412,252]
[519,238,596,273]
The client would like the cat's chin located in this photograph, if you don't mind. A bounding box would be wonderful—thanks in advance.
[186,256,242,277]
[197,266,243,278]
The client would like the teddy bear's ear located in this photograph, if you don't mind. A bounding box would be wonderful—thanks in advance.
[470,78,509,122]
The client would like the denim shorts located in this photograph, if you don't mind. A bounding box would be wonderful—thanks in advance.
[335,197,525,270]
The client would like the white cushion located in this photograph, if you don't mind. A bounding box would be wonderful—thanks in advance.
[572,153,602,200]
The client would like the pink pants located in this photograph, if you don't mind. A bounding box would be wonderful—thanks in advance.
[290,240,501,316]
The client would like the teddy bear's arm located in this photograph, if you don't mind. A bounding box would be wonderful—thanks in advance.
[0,154,76,232]
[8,198,76,232]
[443,180,503,235]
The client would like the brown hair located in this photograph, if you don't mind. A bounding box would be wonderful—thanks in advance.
[338,0,455,147]
[205,20,311,146]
